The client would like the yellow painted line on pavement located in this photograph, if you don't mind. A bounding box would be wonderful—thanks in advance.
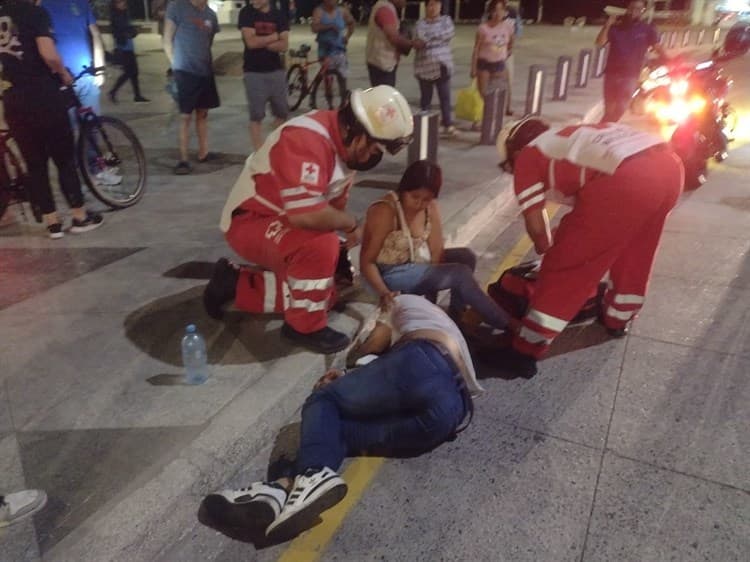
[488,204,561,283]
[276,203,563,562]
[277,457,385,562]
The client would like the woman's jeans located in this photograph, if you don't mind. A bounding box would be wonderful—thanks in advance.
[379,247,510,329]
[418,66,452,126]
[297,340,467,473]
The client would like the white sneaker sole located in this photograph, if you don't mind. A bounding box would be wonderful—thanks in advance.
[0,493,48,528]
[48,231,64,240]
[266,480,347,542]
[202,493,277,532]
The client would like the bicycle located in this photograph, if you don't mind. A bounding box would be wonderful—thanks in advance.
[70,65,147,209]
[0,128,34,224]
[286,44,347,112]
[0,65,147,223]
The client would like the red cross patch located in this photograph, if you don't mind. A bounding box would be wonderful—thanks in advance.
[300,162,320,184]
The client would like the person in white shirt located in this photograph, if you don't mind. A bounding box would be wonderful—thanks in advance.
[202,294,477,542]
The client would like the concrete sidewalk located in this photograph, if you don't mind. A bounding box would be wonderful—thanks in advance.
[2,23,743,562]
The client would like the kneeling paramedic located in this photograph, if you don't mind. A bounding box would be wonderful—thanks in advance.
[482,117,684,377]
[206,86,414,354]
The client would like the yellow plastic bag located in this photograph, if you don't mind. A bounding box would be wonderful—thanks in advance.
[455,80,484,123]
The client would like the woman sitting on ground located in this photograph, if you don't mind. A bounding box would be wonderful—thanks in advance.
[360,160,511,330]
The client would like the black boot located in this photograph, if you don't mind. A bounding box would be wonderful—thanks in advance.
[281,323,350,354]
[203,258,239,319]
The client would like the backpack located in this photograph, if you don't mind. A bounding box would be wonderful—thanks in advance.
[487,261,606,324]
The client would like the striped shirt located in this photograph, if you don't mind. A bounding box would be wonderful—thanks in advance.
[413,15,455,81]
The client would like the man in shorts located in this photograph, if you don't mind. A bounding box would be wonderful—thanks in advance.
[163,0,220,175]
[239,0,290,150]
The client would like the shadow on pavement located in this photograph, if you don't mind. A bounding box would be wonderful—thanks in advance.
[162,260,215,279]
[123,285,290,365]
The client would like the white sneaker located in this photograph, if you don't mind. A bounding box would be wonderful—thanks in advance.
[0,489,48,528]
[266,467,347,541]
[203,482,287,532]
[95,168,122,186]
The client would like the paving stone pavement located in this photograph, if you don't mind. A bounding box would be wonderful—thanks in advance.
[1,22,748,562]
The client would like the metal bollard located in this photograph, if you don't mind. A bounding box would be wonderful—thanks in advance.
[697,28,706,45]
[593,45,607,78]
[668,30,678,49]
[575,49,591,88]
[525,65,545,116]
[407,111,439,164]
[681,29,691,47]
[552,56,572,101]
[480,87,506,145]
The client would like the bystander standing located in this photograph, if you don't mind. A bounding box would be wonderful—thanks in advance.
[595,0,666,122]
[413,0,455,135]
[239,0,290,150]
[365,0,423,86]
[312,0,355,77]
[470,0,513,127]
[163,0,220,174]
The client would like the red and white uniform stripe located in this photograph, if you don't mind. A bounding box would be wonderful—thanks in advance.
[510,123,683,358]
[221,111,356,334]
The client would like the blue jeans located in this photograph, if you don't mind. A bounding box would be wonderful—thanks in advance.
[418,65,452,127]
[379,247,510,329]
[296,340,467,473]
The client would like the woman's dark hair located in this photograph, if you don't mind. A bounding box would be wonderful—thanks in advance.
[485,0,506,18]
[398,160,442,198]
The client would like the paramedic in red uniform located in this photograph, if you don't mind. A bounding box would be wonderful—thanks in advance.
[482,117,683,378]
[204,86,414,354]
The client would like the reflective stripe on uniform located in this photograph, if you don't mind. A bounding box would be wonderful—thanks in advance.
[288,297,328,312]
[613,293,645,306]
[519,325,553,345]
[605,306,635,321]
[263,271,277,313]
[520,193,546,212]
[287,275,334,292]
[548,160,556,190]
[284,196,326,210]
[527,308,568,333]
[517,182,545,203]
[280,186,311,197]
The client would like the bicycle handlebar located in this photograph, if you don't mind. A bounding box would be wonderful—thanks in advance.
[70,65,107,84]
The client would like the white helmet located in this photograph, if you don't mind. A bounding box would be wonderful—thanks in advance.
[496,116,550,172]
[347,86,414,154]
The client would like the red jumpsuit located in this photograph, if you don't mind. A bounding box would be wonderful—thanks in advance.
[512,123,684,358]
[220,111,356,334]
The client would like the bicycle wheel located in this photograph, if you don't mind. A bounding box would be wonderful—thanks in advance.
[77,115,146,209]
[311,69,346,110]
[286,64,308,112]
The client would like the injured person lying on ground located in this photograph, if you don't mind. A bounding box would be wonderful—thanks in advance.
[201,294,480,542]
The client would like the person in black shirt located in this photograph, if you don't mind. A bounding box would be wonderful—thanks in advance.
[239,0,290,150]
[0,0,102,238]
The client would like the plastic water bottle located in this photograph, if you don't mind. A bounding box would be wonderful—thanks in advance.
[181,324,208,385]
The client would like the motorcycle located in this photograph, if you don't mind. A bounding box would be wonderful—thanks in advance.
[630,23,749,189]
[631,55,737,189]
